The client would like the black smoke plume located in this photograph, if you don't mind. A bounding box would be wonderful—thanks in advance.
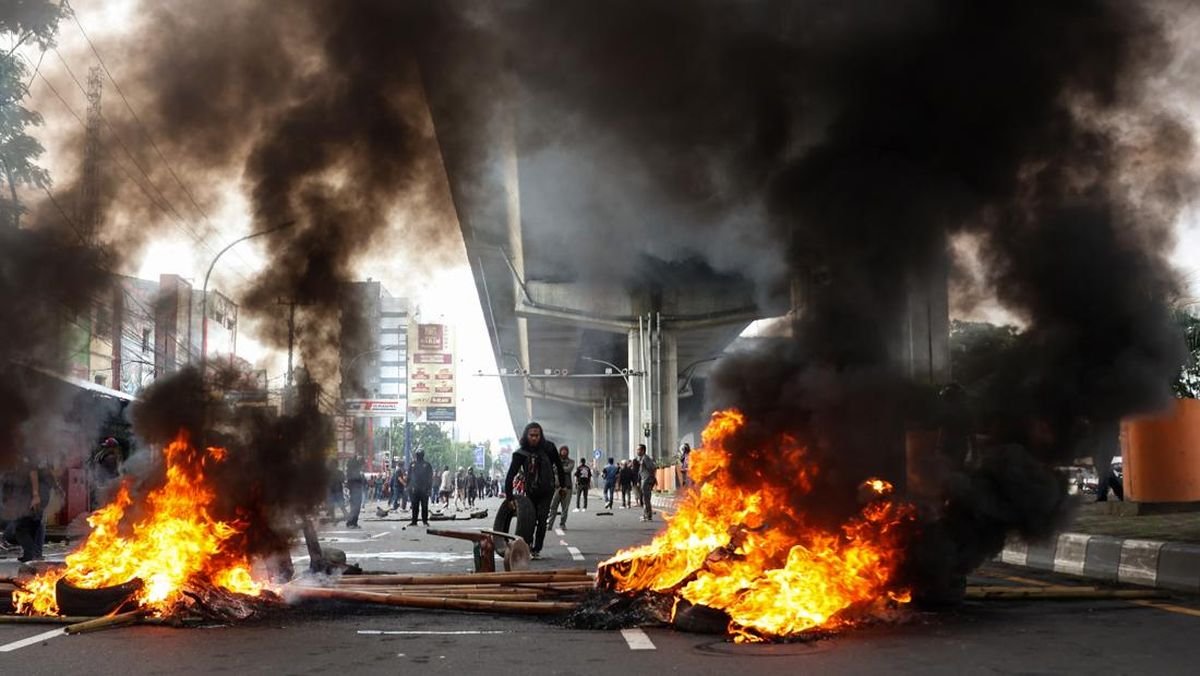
[130,366,331,568]
[28,0,1196,591]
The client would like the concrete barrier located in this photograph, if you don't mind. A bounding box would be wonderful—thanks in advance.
[999,533,1200,592]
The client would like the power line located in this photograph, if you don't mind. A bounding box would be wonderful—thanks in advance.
[50,48,225,255]
[27,56,217,256]
[63,1,258,274]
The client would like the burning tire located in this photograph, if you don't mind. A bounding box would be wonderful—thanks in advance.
[493,496,535,546]
[55,577,143,617]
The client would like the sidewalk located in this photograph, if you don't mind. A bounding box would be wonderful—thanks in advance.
[651,490,1200,593]
[999,500,1200,593]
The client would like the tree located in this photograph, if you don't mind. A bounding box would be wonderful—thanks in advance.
[949,320,1022,392]
[1172,309,1200,399]
[388,422,456,470]
[1,0,64,228]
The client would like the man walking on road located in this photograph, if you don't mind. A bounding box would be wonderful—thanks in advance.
[548,445,573,530]
[637,444,657,522]
[504,422,564,559]
[574,457,593,511]
[601,457,619,509]
[408,451,433,526]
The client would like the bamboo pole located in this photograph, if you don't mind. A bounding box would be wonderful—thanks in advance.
[0,613,202,627]
[335,570,590,586]
[63,609,148,635]
[292,587,578,615]
[0,615,108,625]
[336,571,588,588]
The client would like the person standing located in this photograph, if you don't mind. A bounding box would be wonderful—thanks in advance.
[2,453,53,563]
[440,465,453,508]
[678,443,692,489]
[548,445,573,530]
[345,457,365,528]
[389,465,407,511]
[601,457,619,509]
[407,451,433,526]
[504,422,564,559]
[618,460,635,508]
[466,467,478,507]
[637,444,657,522]
[630,457,642,507]
[574,458,593,511]
[327,461,346,520]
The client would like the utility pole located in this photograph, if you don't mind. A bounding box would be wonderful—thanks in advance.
[79,66,103,245]
[283,300,297,391]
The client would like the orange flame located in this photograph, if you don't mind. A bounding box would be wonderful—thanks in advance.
[602,409,914,642]
[14,432,266,616]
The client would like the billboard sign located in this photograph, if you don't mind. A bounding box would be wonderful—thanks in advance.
[408,322,455,420]
[344,398,405,417]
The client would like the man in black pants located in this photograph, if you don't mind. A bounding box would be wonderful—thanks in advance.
[504,422,565,559]
[345,457,365,528]
[574,458,593,511]
[407,451,434,526]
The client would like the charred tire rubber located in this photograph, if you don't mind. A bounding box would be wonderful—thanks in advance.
[493,496,536,546]
[55,577,144,616]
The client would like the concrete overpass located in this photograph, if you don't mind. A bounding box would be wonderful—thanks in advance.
[420,58,948,463]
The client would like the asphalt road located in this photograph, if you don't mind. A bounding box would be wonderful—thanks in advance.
[4,490,1200,675]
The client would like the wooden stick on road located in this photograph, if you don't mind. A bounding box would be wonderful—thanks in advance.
[63,609,149,635]
[335,570,590,586]
[292,587,579,615]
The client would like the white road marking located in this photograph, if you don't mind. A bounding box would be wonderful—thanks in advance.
[554,528,565,536]
[0,628,67,652]
[620,628,656,650]
[358,630,508,635]
[371,532,390,539]
[567,546,585,561]
[559,539,569,546]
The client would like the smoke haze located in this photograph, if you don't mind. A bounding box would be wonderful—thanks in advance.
[11,0,1198,587]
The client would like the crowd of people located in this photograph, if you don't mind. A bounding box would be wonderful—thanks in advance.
[319,422,687,561]
[324,454,503,528]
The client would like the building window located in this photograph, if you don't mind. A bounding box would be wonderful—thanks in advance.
[94,374,107,387]
[142,328,152,354]
[95,307,112,337]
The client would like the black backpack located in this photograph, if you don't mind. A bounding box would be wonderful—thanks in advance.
[517,447,554,496]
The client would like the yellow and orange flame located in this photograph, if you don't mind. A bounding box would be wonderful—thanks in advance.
[602,409,914,642]
[14,432,266,616]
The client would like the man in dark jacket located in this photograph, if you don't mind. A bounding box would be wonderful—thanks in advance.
[407,451,434,526]
[504,422,565,558]
[345,457,365,528]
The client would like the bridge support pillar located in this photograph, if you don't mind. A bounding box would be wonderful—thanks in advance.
[592,405,609,458]
[627,328,644,459]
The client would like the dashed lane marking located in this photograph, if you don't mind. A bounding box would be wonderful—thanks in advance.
[567,546,585,562]
[554,528,565,536]
[358,630,509,635]
[620,628,656,650]
[1130,600,1200,619]
[0,628,67,652]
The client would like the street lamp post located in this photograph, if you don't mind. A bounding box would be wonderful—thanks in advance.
[583,356,645,457]
[200,221,295,376]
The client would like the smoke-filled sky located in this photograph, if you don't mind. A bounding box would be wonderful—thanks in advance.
[14,0,1200,451]
[17,0,513,442]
